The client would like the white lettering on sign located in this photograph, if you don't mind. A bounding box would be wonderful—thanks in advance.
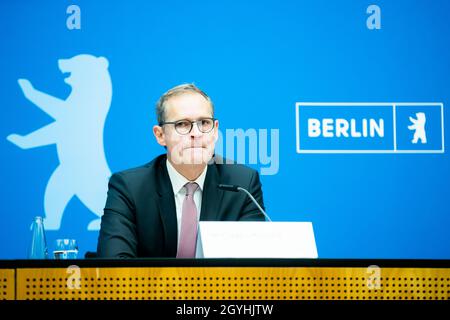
[308,118,384,138]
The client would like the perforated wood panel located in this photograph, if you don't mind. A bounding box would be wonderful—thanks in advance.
[0,269,15,300]
[16,267,450,300]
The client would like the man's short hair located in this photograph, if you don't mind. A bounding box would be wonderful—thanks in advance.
[156,83,214,125]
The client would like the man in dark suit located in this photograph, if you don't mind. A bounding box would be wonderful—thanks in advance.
[97,84,265,258]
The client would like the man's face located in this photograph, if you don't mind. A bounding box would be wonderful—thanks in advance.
[153,92,219,165]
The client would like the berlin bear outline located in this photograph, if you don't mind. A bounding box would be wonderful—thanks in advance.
[408,112,427,144]
[7,54,112,230]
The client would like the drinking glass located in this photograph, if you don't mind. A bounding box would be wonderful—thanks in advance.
[53,239,78,259]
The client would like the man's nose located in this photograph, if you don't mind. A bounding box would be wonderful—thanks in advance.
[190,122,203,137]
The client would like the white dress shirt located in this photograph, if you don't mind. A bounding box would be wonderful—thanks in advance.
[166,160,208,247]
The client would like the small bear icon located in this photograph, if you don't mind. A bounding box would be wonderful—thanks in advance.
[7,54,112,230]
[408,112,427,144]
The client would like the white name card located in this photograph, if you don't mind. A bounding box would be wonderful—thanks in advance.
[196,221,318,258]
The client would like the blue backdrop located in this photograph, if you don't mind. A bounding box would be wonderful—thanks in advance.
[1,0,449,259]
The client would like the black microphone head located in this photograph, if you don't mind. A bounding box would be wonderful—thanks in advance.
[218,184,240,192]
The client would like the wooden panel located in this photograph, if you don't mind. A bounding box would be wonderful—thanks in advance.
[16,266,450,300]
[0,269,15,300]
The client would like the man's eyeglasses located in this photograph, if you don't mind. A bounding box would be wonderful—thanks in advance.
[160,118,216,135]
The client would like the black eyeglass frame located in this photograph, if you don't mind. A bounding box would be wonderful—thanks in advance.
[159,117,217,135]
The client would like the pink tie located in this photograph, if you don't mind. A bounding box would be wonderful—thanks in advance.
[177,182,199,258]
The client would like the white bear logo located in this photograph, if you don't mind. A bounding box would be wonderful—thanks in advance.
[7,54,112,230]
[408,112,427,144]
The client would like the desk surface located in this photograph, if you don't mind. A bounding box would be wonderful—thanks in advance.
[1,258,450,268]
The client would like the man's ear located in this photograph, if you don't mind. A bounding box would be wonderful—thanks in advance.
[213,119,219,142]
[153,125,166,146]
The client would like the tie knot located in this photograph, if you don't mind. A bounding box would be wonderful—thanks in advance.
[185,182,199,196]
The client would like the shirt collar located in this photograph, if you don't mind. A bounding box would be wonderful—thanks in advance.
[166,159,208,195]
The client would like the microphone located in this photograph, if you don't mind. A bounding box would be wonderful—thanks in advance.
[218,184,272,221]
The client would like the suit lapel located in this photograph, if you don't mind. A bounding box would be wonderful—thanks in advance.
[200,159,224,221]
[155,156,178,256]
[154,155,224,255]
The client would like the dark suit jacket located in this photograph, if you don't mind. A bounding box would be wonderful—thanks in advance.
[97,154,265,258]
